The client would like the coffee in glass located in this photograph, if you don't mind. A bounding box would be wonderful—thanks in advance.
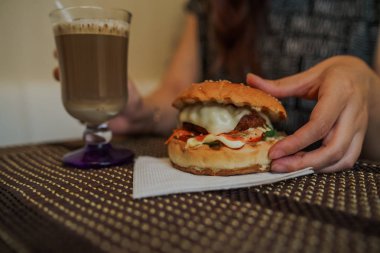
[50,6,134,168]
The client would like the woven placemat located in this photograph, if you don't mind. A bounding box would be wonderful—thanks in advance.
[0,136,379,253]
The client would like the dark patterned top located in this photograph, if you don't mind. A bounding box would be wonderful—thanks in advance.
[186,0,379,137]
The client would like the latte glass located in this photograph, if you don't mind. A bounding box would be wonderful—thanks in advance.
[50,6,134,168]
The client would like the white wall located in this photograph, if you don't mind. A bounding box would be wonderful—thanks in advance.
[0,0,186,146]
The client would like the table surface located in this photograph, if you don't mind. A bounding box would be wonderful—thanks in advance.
[0,136,379,253]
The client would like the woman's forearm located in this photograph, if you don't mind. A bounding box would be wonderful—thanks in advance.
[109,14,200,136]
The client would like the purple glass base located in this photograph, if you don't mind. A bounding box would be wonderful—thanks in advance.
[63,144,134,168]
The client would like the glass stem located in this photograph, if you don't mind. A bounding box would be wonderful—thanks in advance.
[83,123,112,146]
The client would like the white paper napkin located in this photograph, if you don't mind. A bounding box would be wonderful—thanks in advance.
[133,156,314,199]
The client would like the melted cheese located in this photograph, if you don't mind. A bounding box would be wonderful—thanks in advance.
[179,104,251,134]
[179,104,272,134]
[186,134,245,149]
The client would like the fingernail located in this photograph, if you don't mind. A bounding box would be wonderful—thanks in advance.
[269,150,285,159]
[246,73,254,83]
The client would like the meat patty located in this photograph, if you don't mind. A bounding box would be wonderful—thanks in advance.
[234,110,266,131]
[182,122,208,134]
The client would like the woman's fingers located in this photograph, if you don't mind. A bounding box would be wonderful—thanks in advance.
[270,98,366,172]
[316,99,368,172]
[317,132,364,173]
[53,67,60,81]
[109,114,150,135]
[246,56,372,172]
[269,80,348,159]
[246,57,353,99]
[246,70,318,98]
[108,115,129,134]
[270,127,363,172]
[53,50,60,81]
[109,79,155,135]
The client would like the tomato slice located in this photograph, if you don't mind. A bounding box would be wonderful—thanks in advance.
[218,133,244,142]
[195,135,206,141]
[247,135,262,143]
[165,129,193,144]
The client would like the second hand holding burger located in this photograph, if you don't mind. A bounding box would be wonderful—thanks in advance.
[166,80,287,176]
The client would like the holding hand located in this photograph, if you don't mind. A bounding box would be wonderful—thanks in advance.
[247,56,380,173]
[108,79,151,135]
[53,60,149,135]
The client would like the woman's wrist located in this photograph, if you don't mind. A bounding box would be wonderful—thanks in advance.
[133,101,158,134]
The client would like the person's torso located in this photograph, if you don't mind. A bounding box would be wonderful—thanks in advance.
[187,0,380,134]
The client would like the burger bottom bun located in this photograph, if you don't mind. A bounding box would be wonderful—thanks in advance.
[167,138,279,176]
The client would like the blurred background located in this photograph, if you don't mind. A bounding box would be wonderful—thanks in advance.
[0,0,186,146]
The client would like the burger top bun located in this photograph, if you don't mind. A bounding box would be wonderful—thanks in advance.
[172,80,287,122]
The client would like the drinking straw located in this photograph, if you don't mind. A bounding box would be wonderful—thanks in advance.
[54,0,72,21]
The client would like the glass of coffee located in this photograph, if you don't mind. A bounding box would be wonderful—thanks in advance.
[49,6,134,168]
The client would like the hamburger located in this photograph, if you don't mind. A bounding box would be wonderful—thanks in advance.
[166,80,287,176]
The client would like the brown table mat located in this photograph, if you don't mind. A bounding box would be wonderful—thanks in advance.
[0,136,379,253]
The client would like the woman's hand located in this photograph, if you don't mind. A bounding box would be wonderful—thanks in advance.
[52,57,149,134]
[108,79,156,135]
[247,56,380,173]
[53,51,60,81]
[54,63,181,136]
[53,67,60,81]
[109,81,180,136]
[110,14,201,136]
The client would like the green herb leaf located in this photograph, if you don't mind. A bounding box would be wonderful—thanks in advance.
[264,129,277,140]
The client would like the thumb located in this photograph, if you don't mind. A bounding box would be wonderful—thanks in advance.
[246,70,318,98]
